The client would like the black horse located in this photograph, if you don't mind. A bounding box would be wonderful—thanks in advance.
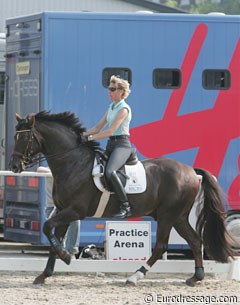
[9,111,234,285]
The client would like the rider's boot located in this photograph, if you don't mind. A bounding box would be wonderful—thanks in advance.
[111,171,132,218]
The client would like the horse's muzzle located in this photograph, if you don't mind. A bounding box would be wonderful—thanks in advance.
[9,156,24,173]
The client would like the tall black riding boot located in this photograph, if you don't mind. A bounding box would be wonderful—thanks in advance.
[111,171,132,218]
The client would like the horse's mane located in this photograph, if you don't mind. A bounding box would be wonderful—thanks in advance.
[35,110,100,149]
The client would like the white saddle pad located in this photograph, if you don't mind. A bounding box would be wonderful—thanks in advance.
[124,162,147,193]
[92,158,147,194]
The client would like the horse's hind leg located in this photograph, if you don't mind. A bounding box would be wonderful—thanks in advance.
[174,215,204,286]
[126,218,173,285]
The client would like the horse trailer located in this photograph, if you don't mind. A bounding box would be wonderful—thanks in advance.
[3,12,240,248]
[0,33,6,223]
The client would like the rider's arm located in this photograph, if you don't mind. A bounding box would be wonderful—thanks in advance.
[83,112,108,136]
[89,108,128,140]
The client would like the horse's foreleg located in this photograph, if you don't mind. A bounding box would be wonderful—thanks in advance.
[33,247,56,284]
[43,210,79,265]
[43,219,71,265]
[48,232,72,264]
[33,223,69,284]
[126,218,172,286]
[174,216,204,286]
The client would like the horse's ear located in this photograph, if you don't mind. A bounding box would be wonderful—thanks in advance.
[27,115,36,126]
[15,113,22,121]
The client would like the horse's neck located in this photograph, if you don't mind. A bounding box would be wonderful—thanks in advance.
[47,146,93,176]
[37,122,94,176]
[39,123,76,155]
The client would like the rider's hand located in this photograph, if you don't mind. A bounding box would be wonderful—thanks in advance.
[80,135,89,143]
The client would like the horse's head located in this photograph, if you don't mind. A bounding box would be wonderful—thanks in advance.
[9,113,42,173]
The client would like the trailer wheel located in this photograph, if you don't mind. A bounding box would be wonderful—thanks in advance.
[226,211,240,252]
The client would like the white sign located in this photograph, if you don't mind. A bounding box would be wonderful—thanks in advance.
[105,221,151,260]
[16,61,30,75]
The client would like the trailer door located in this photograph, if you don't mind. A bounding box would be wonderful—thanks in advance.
[3,18,47,244]
[5,19,41,166]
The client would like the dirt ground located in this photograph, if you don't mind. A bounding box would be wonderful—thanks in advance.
[0,271,239,305]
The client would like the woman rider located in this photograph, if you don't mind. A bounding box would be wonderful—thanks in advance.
[82,75,132,218]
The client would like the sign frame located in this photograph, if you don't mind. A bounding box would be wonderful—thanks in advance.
[105,221,151,260]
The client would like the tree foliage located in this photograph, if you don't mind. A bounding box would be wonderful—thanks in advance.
[165,0,240,14]
[192,0,240,14]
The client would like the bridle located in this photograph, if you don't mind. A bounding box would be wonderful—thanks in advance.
[12,128,41,170]
[12,126,83,170]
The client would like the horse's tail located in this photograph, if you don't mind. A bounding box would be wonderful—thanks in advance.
[194,168,235,263]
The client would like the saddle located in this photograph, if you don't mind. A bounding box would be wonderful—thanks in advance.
[92,148,147,194]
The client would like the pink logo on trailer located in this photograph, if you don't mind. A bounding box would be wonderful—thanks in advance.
[130,24,240,210]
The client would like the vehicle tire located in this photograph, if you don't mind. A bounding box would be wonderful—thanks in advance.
[226,211,240,252]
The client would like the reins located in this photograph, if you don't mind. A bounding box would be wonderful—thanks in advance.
[27,145,82,168]
[13,128,82,170]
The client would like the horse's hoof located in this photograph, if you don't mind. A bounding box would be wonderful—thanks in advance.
[125,271,144,286]
[186,276,202,287]
[125,279,137,286]
[64,254,71,265]
[33,274,46,285]
[58,250,71,265]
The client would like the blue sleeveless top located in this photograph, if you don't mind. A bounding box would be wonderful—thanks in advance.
[106,99,132,136]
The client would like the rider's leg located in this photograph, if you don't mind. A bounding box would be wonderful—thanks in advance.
[62,220,80,256]
[105,142,132,218]
[110,170,132,218]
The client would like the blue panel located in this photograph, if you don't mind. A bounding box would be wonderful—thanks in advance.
[165,148,199,166]
[179,21,240,115]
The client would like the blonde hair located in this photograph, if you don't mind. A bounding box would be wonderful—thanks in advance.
[109,75,131,99]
